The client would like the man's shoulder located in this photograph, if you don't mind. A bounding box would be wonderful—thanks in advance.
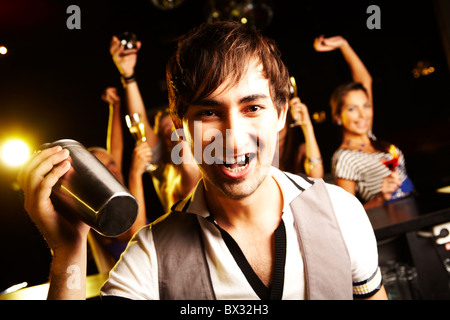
[324,182,362,205]
[276,169,314,190]
[148,209,200,239]
[281,170,362,209]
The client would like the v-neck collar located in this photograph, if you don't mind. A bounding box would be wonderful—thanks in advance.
[206,215,287,300]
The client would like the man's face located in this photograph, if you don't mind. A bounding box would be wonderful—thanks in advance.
[181,61,287,199]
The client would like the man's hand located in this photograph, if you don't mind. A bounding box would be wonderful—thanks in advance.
[17,145,90,253]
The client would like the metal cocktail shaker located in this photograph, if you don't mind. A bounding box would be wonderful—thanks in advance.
[41,139,138,237]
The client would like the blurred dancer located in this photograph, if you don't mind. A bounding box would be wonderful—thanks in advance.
[315,35,414,209]
[110,36,201,212]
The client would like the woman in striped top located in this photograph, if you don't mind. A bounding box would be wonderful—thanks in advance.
[332,144,412,207]
[314,35,414,209]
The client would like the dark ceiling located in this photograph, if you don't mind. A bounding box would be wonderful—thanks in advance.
[1,0,449,151]
[1,0,450,291]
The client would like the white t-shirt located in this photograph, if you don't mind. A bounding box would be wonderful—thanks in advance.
[101,167,381,299]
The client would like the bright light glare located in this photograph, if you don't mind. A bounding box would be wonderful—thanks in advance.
[2,140,30,166]
[0,46,7,55]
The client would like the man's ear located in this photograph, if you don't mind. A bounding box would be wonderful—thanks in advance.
[277,102,289,132]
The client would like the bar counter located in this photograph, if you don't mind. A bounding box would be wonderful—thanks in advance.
[367,192,450,241]
[367,190,450,299]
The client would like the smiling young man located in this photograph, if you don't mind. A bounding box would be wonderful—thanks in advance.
[18,21,387,300]
[102,21,386,300]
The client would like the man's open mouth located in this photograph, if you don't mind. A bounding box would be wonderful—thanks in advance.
[214,153,255,173]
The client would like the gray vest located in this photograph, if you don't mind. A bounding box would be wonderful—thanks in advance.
[152,178,352,300]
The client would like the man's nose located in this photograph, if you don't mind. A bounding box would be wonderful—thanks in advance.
[223,112,250,154]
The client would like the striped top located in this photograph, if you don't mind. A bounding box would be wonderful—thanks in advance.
[332,148,408,203]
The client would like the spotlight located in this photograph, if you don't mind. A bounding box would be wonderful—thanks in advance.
[0,46,7,55]
[1,139,30,166]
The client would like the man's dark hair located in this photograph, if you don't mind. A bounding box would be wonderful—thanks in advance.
[166,21,290,124]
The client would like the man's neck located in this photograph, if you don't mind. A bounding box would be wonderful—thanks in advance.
[204,173,284,288]
[204,174,284,231]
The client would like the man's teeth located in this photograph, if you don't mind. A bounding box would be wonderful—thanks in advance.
[224,154,246,165]
[215,154,249,172]
[225,165,247,173]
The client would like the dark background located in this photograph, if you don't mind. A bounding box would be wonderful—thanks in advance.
[1,0,449,292]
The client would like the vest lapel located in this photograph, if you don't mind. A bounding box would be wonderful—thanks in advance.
[290,178,353,300]
[153,211,216,300]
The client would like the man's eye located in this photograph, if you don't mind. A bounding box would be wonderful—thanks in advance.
[247,105,261,112]
[199,110,216,117]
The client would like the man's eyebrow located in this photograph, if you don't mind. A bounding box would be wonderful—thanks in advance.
[239,94,269,104]
[193,98,221,107]
[194,94,270,106]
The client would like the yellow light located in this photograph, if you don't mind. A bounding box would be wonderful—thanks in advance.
[312,111,326,123]
[437,185,450,194]
[231,9,240,17]
[1,140,30,166]
[0,46,7,55]
[241,17,248,24]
